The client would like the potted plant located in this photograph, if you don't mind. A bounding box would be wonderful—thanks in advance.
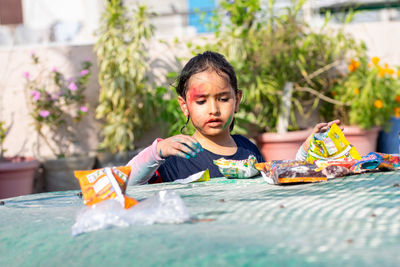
[328,56,400,155]
[0,120,39,199]
[94,1,157,166]
[184,0,364,160]
[23,52,95,191]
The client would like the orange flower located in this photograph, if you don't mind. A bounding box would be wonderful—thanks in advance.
[372,56,380,66]
[395,95,400,103]
[354,88,359,95]
[395,107,400,118]
[374,99,383,109]
[348,59,360,72]
[348,64,355,72]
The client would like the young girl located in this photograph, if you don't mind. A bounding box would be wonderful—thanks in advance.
[127,51,264,184]
[126,51,340,185]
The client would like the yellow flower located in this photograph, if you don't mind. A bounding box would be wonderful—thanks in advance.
[378,66,385,78]
[354,88,359,95]
[395,95,400,103]
[374,100,383,109]
[398,69,400,77]
[395,107,400,118]
[386,68,395,75]
[372,56,380,66]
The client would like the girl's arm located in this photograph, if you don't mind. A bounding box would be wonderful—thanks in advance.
[127,135,202,185]
[127,138,165,185]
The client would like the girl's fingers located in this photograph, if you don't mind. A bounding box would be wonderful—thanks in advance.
[175,135,202,153]
[315,120,343,134]
[171,135,203,159]
[328,119,341,127]
[314,123,328,133]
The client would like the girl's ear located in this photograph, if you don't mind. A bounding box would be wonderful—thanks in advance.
[178,96,189,117]
[234,90,243,113]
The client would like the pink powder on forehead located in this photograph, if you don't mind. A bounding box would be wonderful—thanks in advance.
[187,83,205,103]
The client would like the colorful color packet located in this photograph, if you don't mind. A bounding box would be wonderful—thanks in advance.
[213,155,259,179]
[351,152,400,173]
[314,158,358,171]
[256,160,326,184]
[74,166,138,209]
[306,124,361,163]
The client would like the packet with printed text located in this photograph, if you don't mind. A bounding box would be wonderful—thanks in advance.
[214,155,259,179]
[74,166,138,209]
[306,124,361,163]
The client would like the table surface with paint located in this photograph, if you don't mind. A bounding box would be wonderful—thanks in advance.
[1,171,400,266]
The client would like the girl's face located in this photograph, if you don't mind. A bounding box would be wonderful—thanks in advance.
[178,70,242,137]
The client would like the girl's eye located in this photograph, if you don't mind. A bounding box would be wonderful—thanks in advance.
[196,100,206,105]
[219,97,229,102]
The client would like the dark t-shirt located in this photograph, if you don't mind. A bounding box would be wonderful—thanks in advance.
[150,134,264,183]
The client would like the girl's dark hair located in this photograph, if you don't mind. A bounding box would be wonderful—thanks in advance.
[176,51,239,132]
[176,51,238,99]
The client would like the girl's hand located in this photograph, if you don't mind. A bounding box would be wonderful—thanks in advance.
[156,134,203,159]
[302,120,343,152]
[312,119,343,134]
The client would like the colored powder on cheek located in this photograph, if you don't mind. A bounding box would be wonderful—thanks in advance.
[223,114,233,129]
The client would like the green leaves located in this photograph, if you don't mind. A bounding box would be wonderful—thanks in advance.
[187,0,365,133]
[95,1,155,153]
[332,57,400,130]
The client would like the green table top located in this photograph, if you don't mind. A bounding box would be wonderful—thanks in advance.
[1,172,400,266]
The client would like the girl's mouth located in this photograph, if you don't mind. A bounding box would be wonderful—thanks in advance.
[205,118,223,127]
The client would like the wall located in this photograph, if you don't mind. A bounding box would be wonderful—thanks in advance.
[342,21,400,65]
[0,38,190,159]
[0,44,100,159]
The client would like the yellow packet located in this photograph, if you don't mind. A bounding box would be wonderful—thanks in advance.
[173,169,210,184]
[306,124,361,163]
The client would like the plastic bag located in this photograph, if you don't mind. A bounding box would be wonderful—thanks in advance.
[306,123,361,163]
[72,190,190,236]
[213,155,259,179]
[74,166,138,209]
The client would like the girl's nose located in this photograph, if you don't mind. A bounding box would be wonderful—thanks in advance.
[209,99,220,115]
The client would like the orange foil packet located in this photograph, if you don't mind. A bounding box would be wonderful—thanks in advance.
[74,166,138,209]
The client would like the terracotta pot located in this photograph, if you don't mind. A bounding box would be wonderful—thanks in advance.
[0,157,40,199]
[255,129,312,161]
[43,155,95,192]
[343,125,380,157]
